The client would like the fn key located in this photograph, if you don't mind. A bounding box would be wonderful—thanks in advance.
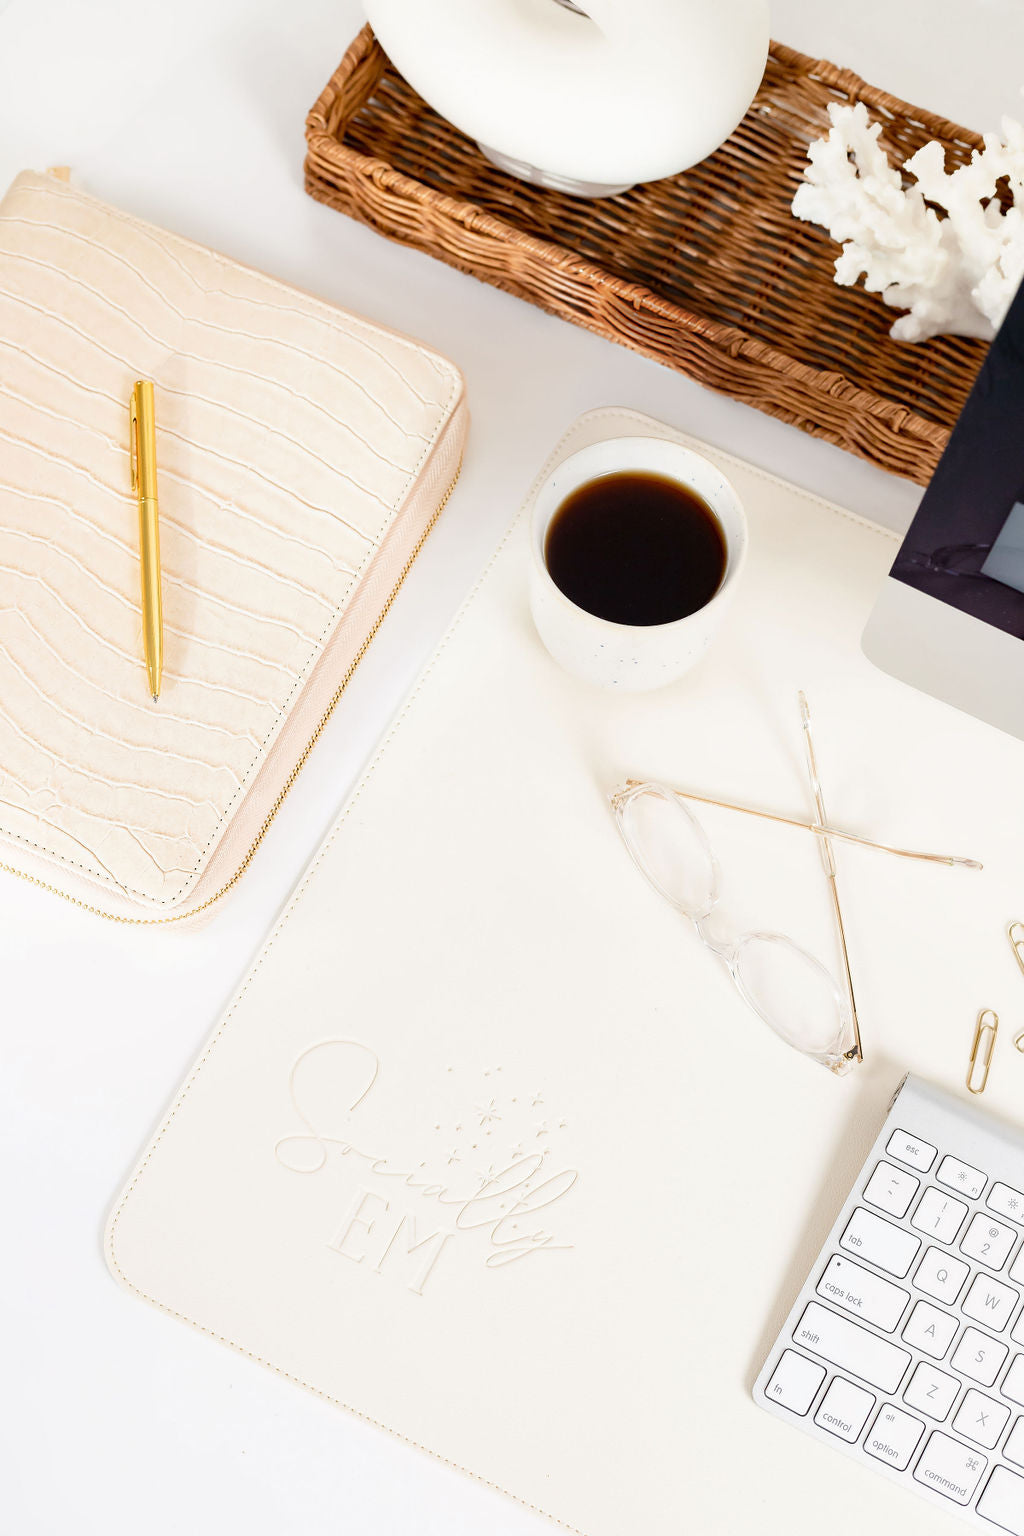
[764,1350,826,1415]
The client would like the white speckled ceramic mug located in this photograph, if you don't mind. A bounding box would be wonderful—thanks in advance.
[528,436,748,690]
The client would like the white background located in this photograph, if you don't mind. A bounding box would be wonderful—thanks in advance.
[2,2,1024,1531]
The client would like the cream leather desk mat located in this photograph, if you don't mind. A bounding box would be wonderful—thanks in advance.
[107,410,1024,1536]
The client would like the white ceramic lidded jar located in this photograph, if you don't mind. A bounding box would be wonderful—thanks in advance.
[362,0,771,198]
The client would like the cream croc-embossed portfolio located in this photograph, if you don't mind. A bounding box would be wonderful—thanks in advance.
[106,410,1019,1536]
[0,170,467,919]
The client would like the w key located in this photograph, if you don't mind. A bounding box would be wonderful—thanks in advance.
[962,1273,1018,1332]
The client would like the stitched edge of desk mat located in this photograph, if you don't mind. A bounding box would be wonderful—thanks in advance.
[105,407,898,1527]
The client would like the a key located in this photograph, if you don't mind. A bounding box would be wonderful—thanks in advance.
[902,1360,960,1421]
[813,1377,875,1443]
[989,1182,1024,1222]
[763,1349,826,1415]
[915,1246,969,1306]
[977,1466,1024,1533]
[962,1272,1019,1332]
[913,1431,987,1504]
[961,1212,1018,1271]
[886,1129,937,1172]
[912,1187,968,1245]
[902,1300,959,1359]
[840,1208,920,1278]
[863,1402,925,1471]
[951,1388,1009,1449]
[792,1303,910,1393]
[863,1161,920,1219]
[951,1327,1008,1387]
[816,1255,909,1332]
[936,1155,987,1200]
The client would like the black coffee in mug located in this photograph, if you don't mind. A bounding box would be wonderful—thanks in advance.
[543,470,727,627]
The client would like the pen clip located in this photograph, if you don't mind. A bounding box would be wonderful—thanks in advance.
[129,382,140,496]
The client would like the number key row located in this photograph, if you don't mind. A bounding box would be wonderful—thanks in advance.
[861,1160,1024,1271]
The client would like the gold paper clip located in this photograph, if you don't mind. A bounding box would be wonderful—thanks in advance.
[968,1008,999,1094]
[1009,923,1024,1051]
[1010,922,1024,978]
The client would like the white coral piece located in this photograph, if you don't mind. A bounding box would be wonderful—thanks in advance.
[792,100,1024,342]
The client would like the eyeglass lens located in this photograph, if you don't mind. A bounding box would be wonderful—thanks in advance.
[615,784,851,1072]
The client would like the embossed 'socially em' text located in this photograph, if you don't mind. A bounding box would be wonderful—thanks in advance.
[274,1040,577,1294]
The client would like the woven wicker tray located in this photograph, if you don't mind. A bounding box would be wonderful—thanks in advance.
[306,26,989,485]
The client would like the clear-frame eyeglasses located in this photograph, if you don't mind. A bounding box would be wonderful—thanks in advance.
[609,695,982,1076]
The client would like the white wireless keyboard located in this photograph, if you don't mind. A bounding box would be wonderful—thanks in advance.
[756,1075,1024,1532]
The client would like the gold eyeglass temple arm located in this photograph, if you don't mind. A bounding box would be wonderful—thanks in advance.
[798,692,863,1067]
[622,780,982,870]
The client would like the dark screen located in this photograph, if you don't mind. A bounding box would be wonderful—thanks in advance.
[891,279,1024,641]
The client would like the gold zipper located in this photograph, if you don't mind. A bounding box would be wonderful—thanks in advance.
[0,459,462,925]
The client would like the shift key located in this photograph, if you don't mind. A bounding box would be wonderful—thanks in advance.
[793,1302,911,1393]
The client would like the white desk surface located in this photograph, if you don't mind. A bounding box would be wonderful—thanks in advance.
[2,3,1023,1532]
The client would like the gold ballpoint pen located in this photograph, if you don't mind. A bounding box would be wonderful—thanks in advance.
[130,380,163,701]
